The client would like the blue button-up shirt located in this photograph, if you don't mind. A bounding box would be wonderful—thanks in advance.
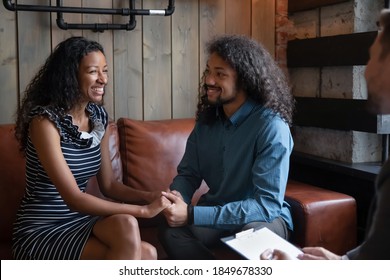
[171,99,294,231]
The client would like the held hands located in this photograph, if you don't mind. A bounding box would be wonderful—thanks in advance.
[143,192,172,218]
[145,190,165,204]
[161,190,188,227]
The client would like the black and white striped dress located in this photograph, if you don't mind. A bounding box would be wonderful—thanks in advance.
[12,103,108,260]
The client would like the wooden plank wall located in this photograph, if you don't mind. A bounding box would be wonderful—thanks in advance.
[0,0,275,123]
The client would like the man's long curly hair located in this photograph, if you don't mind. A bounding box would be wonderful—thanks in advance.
[196,35,295,126]
[14,37,105,153]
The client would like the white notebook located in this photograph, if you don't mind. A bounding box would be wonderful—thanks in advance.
[221,227,302,260]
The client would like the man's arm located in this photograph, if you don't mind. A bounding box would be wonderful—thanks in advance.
[170,130,203,203]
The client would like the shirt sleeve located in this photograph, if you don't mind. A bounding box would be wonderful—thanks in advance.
[170,129,203,203]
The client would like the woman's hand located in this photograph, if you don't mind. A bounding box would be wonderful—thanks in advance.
[142,194,172,218]
[144,190,166,203]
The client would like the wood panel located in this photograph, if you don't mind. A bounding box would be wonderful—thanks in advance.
[82,0,114,119]
[252,0,275,56]
[143,0,172,120]
[113,0,144,120]
[17,0,51,102]
[226,0,251,36]
[0,2,18,123]
[0,0,276,124]
[199,0,226,69]
[288,0,350,13]
[171,0,199,119]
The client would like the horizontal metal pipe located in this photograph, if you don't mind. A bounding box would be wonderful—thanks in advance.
[55,0,136,31]
[4,0,174,31]
[57,20,137,32]
[3,0,175,16]
[4,0,127,14]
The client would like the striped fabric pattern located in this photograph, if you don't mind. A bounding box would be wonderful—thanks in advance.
[12,103,108,259]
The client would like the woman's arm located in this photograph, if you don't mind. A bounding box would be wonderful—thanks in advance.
[30,117,169,218]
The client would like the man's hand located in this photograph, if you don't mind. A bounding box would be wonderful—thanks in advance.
[298,247,342,260]
[162,191,188,227]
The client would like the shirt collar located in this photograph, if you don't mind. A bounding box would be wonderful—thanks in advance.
[229,98,257,127]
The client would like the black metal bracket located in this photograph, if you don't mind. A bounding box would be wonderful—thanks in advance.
[293,97,390,163]
[3,0,175,32]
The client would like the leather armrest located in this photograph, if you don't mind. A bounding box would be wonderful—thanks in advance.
[285,180,357,255]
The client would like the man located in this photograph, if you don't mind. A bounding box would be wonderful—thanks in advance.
[159,34,296,259]
[261,9,390,260]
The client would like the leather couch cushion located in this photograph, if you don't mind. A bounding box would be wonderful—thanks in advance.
[0,124,26,259]
[117,118,195,192]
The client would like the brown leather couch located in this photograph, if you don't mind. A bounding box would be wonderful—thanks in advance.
[0,118,357,259]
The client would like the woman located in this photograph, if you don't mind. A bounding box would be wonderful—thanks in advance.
[12,37,170,260]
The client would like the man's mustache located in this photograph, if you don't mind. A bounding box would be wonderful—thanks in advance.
[204,84,220,90]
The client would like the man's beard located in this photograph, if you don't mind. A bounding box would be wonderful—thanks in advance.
[205,96,237,108]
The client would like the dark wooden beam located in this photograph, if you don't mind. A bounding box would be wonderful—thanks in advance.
[293,97,390,134]
[287,31,377,67]
[289,0,350,13]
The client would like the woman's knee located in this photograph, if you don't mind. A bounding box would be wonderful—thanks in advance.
[115,214,139,232]
[141,242,157,260]
[101,214,137,233]
[94,214,141,245]
[90,214,144,259]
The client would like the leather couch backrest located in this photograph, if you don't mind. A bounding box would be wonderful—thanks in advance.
[106,121,123,183]
[117,118,196,192]
[0,124,26,244]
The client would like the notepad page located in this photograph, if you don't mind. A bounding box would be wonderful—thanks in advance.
[224,227,302,260]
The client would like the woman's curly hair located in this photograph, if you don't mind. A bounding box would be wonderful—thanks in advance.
[14,37,105,153]
[196,34,295,126]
